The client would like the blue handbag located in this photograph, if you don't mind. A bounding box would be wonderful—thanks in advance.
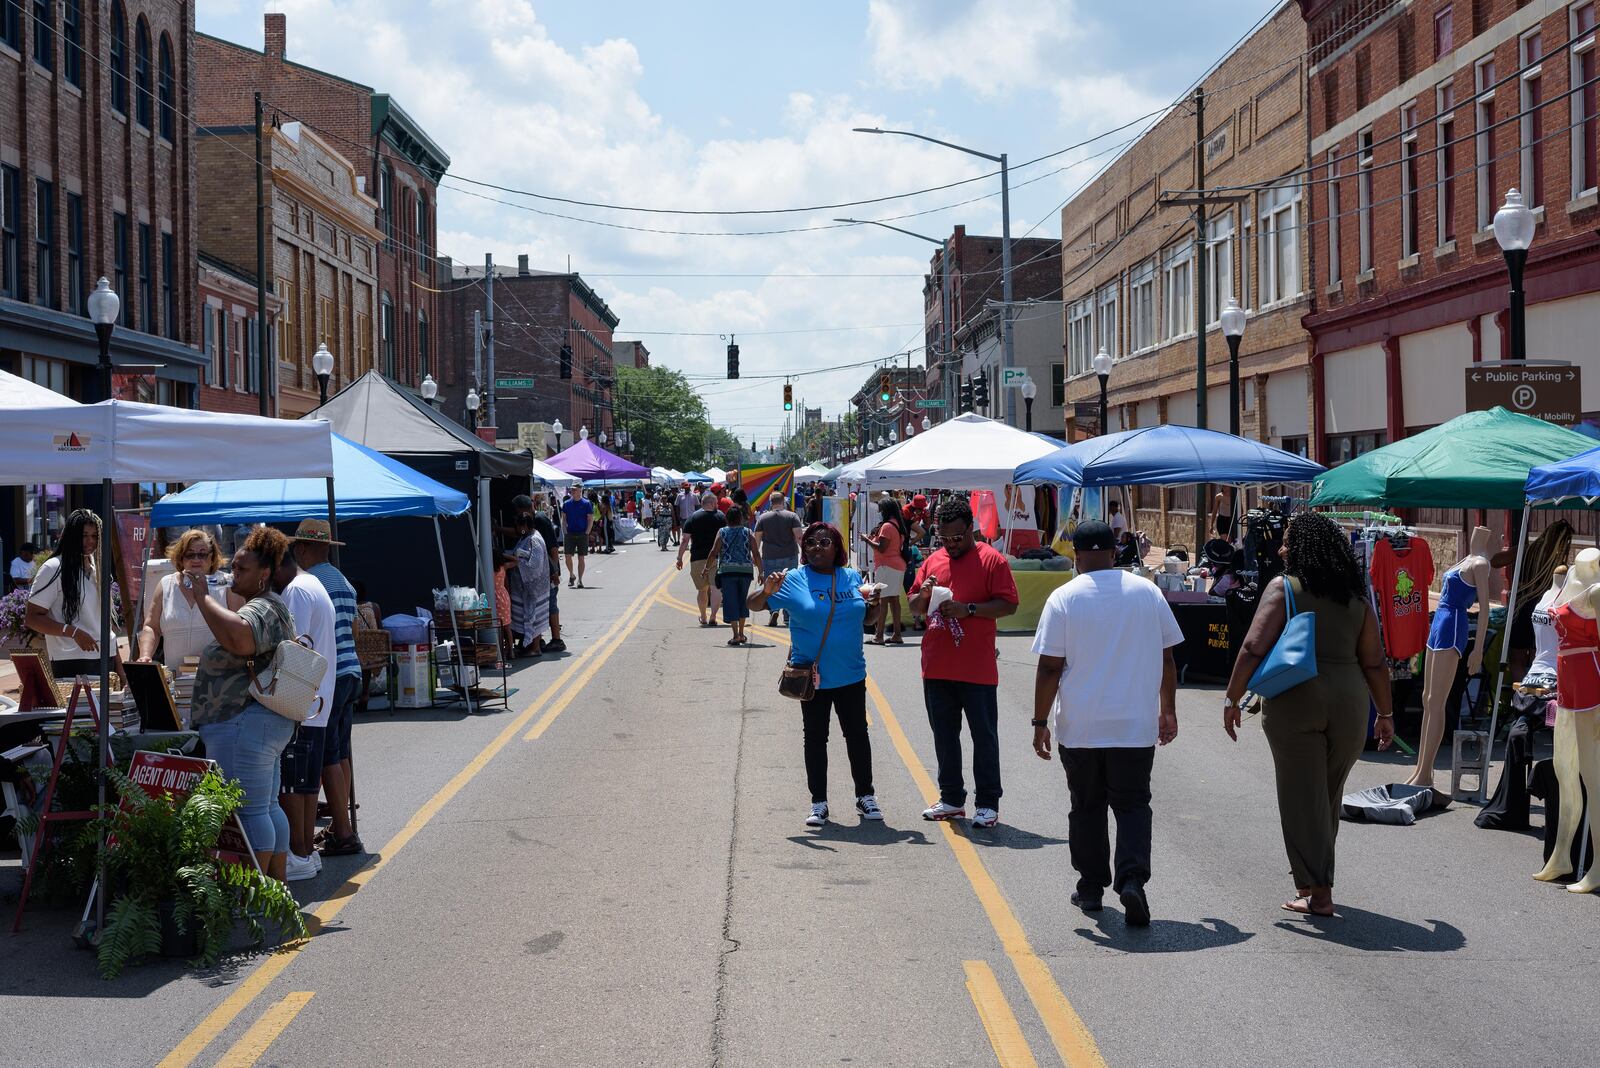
[1247,577,1318,698]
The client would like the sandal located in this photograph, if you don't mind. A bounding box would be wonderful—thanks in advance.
[1281,896,1336,917]
[869,636,886,645]
[886,637,905,645]
[727,637,742,646]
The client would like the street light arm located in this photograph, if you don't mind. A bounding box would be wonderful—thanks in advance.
[833,217,943,245]
[851,127,1002,163]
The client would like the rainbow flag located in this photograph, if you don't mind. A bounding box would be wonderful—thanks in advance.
[739,464,794,510]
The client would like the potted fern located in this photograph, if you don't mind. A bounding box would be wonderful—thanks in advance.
[94,767,306,979]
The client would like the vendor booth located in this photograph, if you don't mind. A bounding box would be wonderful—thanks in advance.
[1016,424,1326,677]
[546,438,652,483]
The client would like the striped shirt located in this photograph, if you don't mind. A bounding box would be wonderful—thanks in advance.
[308,562,362,679]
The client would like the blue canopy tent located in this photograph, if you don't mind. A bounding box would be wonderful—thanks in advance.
[152,434,478,711]
[682,471,713,484]
[1013,424,1326,487]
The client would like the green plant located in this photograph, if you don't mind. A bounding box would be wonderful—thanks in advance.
[94,767,306,979]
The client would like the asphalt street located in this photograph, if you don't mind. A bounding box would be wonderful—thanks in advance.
[4,537,1599,1067]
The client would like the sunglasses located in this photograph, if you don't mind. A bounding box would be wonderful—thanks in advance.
[182,551,212,561]
[804,536,836,548]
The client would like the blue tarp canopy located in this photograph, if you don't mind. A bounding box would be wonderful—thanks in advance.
[151,433,470,525]
[682,471,713,484]
[1525,444,1600,505]
[1014,424,1326,488]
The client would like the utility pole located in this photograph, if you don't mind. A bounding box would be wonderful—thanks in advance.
[255,92,269,416]
[484,253,497,431]
[1193,86,1207,432]
[472,308,483,411]
[999,153,1016,428]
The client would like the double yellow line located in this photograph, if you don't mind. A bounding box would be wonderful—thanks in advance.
[158,565,678,1068]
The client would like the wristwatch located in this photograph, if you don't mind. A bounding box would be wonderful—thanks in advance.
[1222,696,1238,711]
[1030,718,1049,727]
[965,602,977,618]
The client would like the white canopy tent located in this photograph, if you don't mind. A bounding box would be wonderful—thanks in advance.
[649,466,679,486]
[836,414,1059,489]
[793,463,831,484]
[705,467,728,484]
[0,369,80,409]
[531,457,580,489]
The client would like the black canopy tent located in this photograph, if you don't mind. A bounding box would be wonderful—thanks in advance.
[306,371,532,615]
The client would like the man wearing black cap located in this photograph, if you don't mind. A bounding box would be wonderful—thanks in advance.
[1031,519,1182,926]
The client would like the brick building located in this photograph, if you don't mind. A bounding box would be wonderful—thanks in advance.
[440,255,619,444]
[922,226,1061,422]
[849,365,928,449]
[195,13,449,408]
[1058,3,1312,546]
[1303,0,1600,465]
[196,120,380,417]
[195,252,282,415]
[1,0,208,555]
[614,339,650,368]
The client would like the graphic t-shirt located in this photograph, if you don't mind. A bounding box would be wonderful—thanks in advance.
[1369,538,1435,660]
[913,542,1019,686]
[561,498,594,535]
[769,566,868,689]
[684,508,726,561]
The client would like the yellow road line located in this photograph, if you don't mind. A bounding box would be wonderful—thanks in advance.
[158,565,678,1068]
[965,961,1041,1068]
[865,676,1107,1068]
[212,991,314,1068]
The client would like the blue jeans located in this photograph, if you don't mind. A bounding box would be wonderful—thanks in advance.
[761,553,799,577]
[719,573,753,621]
[199,702,294,856]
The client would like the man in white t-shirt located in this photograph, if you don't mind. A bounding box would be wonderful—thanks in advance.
[1030,520,1181,927]
[272,548,337,883]
[9,541,36,592]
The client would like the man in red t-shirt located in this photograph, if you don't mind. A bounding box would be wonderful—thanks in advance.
[909,497,1019,828]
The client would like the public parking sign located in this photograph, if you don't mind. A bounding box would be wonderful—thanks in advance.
[1001,368,1030,388]
[1465,363,1581,425]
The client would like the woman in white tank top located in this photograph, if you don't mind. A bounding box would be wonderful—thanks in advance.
[136,529,226,670]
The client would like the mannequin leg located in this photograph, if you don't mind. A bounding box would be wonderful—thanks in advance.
[1407,648,1460,788]
[1565,713,1600,892]
[1534,708,1583,881]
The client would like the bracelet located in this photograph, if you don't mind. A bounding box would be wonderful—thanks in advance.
[1375,712,1395,718]
[1031,718,1049,727]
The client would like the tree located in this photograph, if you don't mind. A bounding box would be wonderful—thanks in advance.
[704,427,744,470]
[614,365,712,471]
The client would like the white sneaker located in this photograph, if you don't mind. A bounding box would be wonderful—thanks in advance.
[805,802,829,827]
[972,807,999,828]
[855,795,883,820]
[285,852,319,882]
[313,849,324,873]
[922,801,965,822]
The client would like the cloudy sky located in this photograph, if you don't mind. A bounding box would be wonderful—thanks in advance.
[199,0,1278,444]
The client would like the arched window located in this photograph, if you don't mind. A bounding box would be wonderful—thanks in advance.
[62,0,81,86]
[157,34,174,140]
[380,293,395,377]
[133,17,151,129]
[418,309,429,379]
[109,2,127,114]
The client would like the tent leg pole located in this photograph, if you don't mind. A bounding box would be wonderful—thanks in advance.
[326,477,341,568]
[97,476,112,936]
[478,479,493,618]
[1481,507,1533,803]
[435,517,472,715]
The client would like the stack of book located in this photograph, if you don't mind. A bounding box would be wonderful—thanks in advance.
[104,689,139,733]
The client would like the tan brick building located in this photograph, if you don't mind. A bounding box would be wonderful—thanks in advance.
[1059,2,1312,545]
[196,121,379,418]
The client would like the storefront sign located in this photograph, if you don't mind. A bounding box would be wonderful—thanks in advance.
[1465,363,1581,425]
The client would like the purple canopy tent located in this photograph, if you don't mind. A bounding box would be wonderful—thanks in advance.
[545,438,651,481]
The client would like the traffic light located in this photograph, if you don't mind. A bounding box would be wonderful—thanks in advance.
[878,371,892,403]
[974,372,990,410]
[727,339,740,379]
[559,343,573,380]
[959,376,974,412]
[783,383,793,411]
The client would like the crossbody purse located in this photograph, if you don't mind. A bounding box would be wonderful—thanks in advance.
[779,571,838,702]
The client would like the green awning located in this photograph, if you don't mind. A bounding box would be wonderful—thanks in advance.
[1308,407,1597,509]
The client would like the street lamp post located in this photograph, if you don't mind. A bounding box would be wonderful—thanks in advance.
[312,342,334,407]
[466,387,480,431]
[551,418,564,454]
[1092,348,1113,437]
[1493,188,1537,360]
[1220,298,1247,437]
[579,425,590,441]
[905,420,915,438]
[85,276,120,935]
[88,277,119,402]
[420,373,438,408]
[853,126,1014,427]
[1020,378,1037,433]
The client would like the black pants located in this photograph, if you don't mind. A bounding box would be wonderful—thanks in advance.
[1059,745,1155,898]
[802,681,874,803]
[924,679,1001,810]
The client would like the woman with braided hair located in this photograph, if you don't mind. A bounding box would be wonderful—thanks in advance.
[1222,512,1394,918]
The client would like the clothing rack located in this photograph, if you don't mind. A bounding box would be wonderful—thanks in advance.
[1325,508,1403,524]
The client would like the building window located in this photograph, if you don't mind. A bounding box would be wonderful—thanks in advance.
[245,315,259,394]
[418,310,429,378]
[1433,4,1453,59]
[1521,28,1545,209]
[216,307,228,388]
[1326,148,1341,284]
[1205,212,1234,324]
[275,281,293,363]
[1358,128,1374,272]
[1129,259,1155,351]
[134,17,151,129]
[1260,180,1301,303]
[138,223,152,331]
[157,33,174,141]
[1066,297,1092,376]
[113,212,128,324]
[1,0,19,51]
[1437,83,1458,245]
[161,232,176,339]
[201,305,213,385]
[1401,103,1421,258]
[356,311,372,373]
[1326,431,1388,466]
[1475,55,1498,230]
[31,0,51,70]
[1572,3,1598,196]
[1095,280,1118,359]
[66,192,82,314]
[380,294,395,377]
[109,1,127,113]
[33,179,54,309]
[1238,218,1253,308]
[61,0,80,86]
[379,163,393,247]
[0,164,18,300]
[1161,241,1193,339]
[416,192,430,275]
[1050,363,1065,407]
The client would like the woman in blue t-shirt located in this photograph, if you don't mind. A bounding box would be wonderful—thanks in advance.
[749,521,883,828]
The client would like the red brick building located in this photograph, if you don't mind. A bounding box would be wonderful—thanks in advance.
[194,13,449,409]
[196,252,282,415]
[1303,0,1600,464]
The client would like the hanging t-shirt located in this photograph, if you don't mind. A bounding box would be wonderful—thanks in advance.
[1527,587,1561,681]
[1369,538,1435,660]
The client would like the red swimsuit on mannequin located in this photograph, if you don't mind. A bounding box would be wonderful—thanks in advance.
[1550,602,1600,712]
